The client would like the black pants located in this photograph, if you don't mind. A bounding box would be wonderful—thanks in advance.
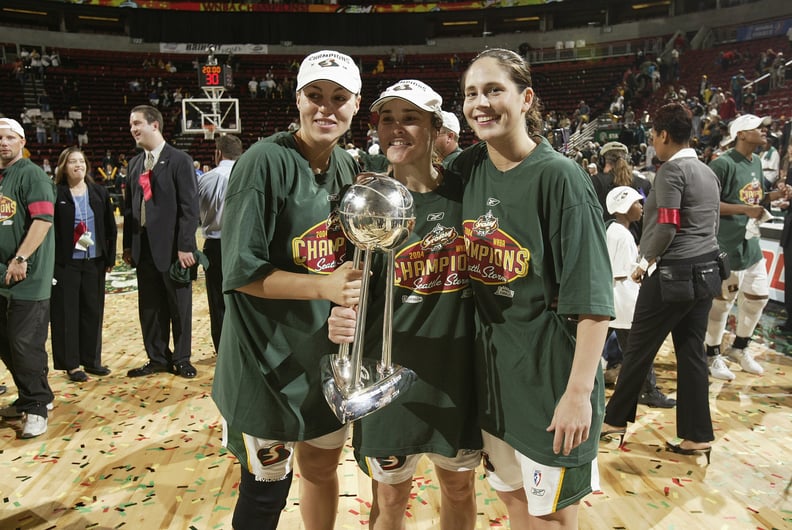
[232,466,292,530]
[203,238,224,353]
[612,328,657,393]
[136,232,193,366]
[604,254,716,443]
[51,258,106,371]
[785,244,792,325]
[0,297,53,417]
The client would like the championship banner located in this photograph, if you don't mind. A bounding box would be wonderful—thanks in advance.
[65,0,551,13]
[160,43,269,55]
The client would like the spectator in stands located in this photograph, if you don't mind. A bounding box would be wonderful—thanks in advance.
[197,134,243,353]
[434,110,462,168]
[592,141,652,242]
[719,91,737,122]
[41,158,53,178]
[760,134,780,188]
[456,47,612,530]
[34,119,46,144]
[705,115,787,380]
[771,52,786,90]
[102,150,115,170]
[742,84,757,114]
[731,70,747,110]
[689,96,705,140]
[247,77,258,99]
[211,50,363,530]
[51,146,116,383]
[74,121,88,147]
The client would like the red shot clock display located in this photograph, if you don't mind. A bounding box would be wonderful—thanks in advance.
[198,63,232,88]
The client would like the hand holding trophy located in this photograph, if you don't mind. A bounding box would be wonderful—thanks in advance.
[321,173,417,423]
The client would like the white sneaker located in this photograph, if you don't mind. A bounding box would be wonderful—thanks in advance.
[21,413,47,438]
[728,348,764,375]
[708,354,735,381]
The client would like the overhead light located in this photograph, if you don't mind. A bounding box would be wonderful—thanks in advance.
[442,20,478,27]
[632,1,670,9]
[78,15,119,22]
[505,16,540,22]
[3,8,47,15]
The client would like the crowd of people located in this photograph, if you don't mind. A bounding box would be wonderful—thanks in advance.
[2,39,791,530]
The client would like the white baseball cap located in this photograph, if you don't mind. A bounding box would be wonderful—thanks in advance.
[600,141,628,156]
[296,50,361,94]
[720,114,772,146]
[0,118,25,139]
[370,79,443,117]
[440,111,460,135]
[606,186,643,215]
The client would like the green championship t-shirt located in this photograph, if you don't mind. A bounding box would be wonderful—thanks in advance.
[353,169,481,462]
[0,158,55,301]
[454,138,614,468]
[212,132,358,441]
[708,149,764,271]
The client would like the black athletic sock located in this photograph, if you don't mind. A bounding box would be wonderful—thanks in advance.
[732,336,750,350]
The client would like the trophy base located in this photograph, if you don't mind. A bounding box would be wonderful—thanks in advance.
[320,353,417,424]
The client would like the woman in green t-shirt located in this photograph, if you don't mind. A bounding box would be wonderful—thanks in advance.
[329,80,480,530]
[453,48,614,529]
[211,50,364,530]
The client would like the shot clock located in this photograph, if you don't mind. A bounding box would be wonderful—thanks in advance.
[198,63,232,88]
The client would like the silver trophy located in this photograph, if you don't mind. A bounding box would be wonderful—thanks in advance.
[321,173,418,424]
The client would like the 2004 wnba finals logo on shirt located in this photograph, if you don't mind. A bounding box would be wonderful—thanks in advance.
[0,195,17,222]
[463,210,530,285]
[394,223,468,295]
[292,211,347,274]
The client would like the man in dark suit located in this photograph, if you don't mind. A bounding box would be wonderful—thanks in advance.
[122,105,199,378]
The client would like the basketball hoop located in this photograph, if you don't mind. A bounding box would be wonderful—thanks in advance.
[203,124,215,140]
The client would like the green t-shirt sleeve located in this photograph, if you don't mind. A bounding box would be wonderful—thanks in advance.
[222,142,290,293]
[552,163,615,318]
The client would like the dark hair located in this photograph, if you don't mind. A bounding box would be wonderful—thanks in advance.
[54,146,94,185]
[652,103,692,144]
[215,134,244,160]
[131,104,164,131]
[461,48,544,135]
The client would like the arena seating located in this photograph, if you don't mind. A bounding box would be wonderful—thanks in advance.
[2,36,788,173]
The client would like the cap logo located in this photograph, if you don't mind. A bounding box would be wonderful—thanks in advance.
[317,58,342,68]
[392,84,414,91]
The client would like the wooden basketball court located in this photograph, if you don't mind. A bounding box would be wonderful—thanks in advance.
[1,270,791,529]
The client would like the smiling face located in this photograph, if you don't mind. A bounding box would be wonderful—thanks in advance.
[377,99,437,167]
[295,80,360,147]
[65,151,87,185]
[462,56,533,146]
[129,111,161,151]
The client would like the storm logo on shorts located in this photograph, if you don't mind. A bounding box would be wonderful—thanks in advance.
[292,213,348,274]
[739,178,763,205]
[0,195,17,222]
[257,443,291,467]
[394,224,468,295]
[463,216,530,286]
[375,455,407,471]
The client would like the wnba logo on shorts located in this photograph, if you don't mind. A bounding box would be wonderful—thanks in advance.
[257,444,291,466]
[531,469,546,497]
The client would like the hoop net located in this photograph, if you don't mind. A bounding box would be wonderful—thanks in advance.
[203,124,215,140]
